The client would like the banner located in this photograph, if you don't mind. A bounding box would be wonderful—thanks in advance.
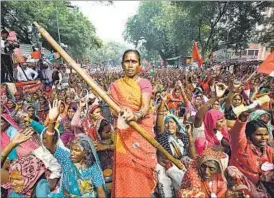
[15,80,43,94]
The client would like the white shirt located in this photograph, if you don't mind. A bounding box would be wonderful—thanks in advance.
[17,66,38,81]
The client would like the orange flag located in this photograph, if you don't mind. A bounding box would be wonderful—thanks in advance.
[257,51,274,77]
[192,41,203,67]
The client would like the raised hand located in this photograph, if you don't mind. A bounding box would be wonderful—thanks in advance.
[238,111,250,122]
[11,127,35,146]
[48,100,60,121]
[78,97,86,109]
[215,82,228,98]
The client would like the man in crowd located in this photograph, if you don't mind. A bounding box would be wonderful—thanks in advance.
[17,62,38,81]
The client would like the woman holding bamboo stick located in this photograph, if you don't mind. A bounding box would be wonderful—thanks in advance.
[109,49,157,197]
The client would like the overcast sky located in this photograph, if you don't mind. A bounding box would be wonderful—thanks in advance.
[71,1,140,46]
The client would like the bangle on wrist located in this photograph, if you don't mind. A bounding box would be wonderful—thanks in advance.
[46,130,55,136]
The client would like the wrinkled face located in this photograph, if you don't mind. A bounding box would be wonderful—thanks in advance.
[101,124,112,140]
[200,160,220,181]
[251,127,269,148]
[10,170,24,193]
[212,101,220,110]
[7,100,15,109]
[70,142,85,164]
[90,108,102,120]
[232,95,242,107]
[122,52,140,78]
[215,116,226,131]
[67,108,75,119]
[1,118,9,131]
[165,118,177,135]
[27,107,35,117]
[260,114,270,124]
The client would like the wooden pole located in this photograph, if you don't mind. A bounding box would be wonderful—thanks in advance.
[33,22,184,170]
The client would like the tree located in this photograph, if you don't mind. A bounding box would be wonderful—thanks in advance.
[1,1,102,59]
[124,1,271,62]
[89,41,128,66]
[123,2,177,62]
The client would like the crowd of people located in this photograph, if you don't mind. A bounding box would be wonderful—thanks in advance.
[1,49,274,198]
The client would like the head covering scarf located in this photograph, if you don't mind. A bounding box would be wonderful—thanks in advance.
[65,134,107,195]
[203,109,229,146]
[226,166,269,198]
[179,148,228,198]
[164,114,188,158]
[248,110,272,138]
[8,155,47,198]
[5,99,16,113]
[82,104,104,141]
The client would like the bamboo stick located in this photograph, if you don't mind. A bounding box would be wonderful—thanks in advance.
[33,22,184,170]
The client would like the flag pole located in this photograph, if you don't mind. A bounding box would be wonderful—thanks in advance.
[33,22,184,170]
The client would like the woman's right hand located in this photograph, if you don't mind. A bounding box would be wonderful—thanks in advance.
[11,127,35,146]
[48,100,60,121]
[238,111,249,122]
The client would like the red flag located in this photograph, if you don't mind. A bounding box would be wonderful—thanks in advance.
[257,51,274,77]
[192,41,203,67]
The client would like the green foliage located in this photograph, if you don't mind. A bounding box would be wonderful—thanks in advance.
[1,1,102,59]
[89,41,127,66]
[124,1,271,62]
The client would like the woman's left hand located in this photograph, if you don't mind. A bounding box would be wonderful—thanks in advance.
[120,108,136,122]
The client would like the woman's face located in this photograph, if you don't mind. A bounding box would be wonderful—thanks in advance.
[260,114,270,124]
[175,89,181,97]
[200,160,220,181]
[39,97,45,104]
[67,108,76,119]
[251,127,269,148]
[101,124,112,140]
[37,90,42,96]
[59,103,65,113]
[215,116,226,131]
[165,118,177,135]
[10,170,24,193]
[194,96,202,107]
[232,95,242,107]
[27,107,35,117]
[212,101,220,110]
[7,100,15,109]
[122,52,140,78]
[65,97,72,105]
[90,108,102,120]
[70,142,85,164]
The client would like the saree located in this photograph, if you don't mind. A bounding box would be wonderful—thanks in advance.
[178,148,228,198]
[110,77,157,197]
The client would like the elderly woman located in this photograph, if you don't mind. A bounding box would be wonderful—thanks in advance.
[230,111,274,195]
[44,100,106,197]
[178,148,228,198]
[154,97,196,197]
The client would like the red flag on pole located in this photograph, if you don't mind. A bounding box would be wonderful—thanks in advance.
[192,41,203,67]
[257,51,274,77]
